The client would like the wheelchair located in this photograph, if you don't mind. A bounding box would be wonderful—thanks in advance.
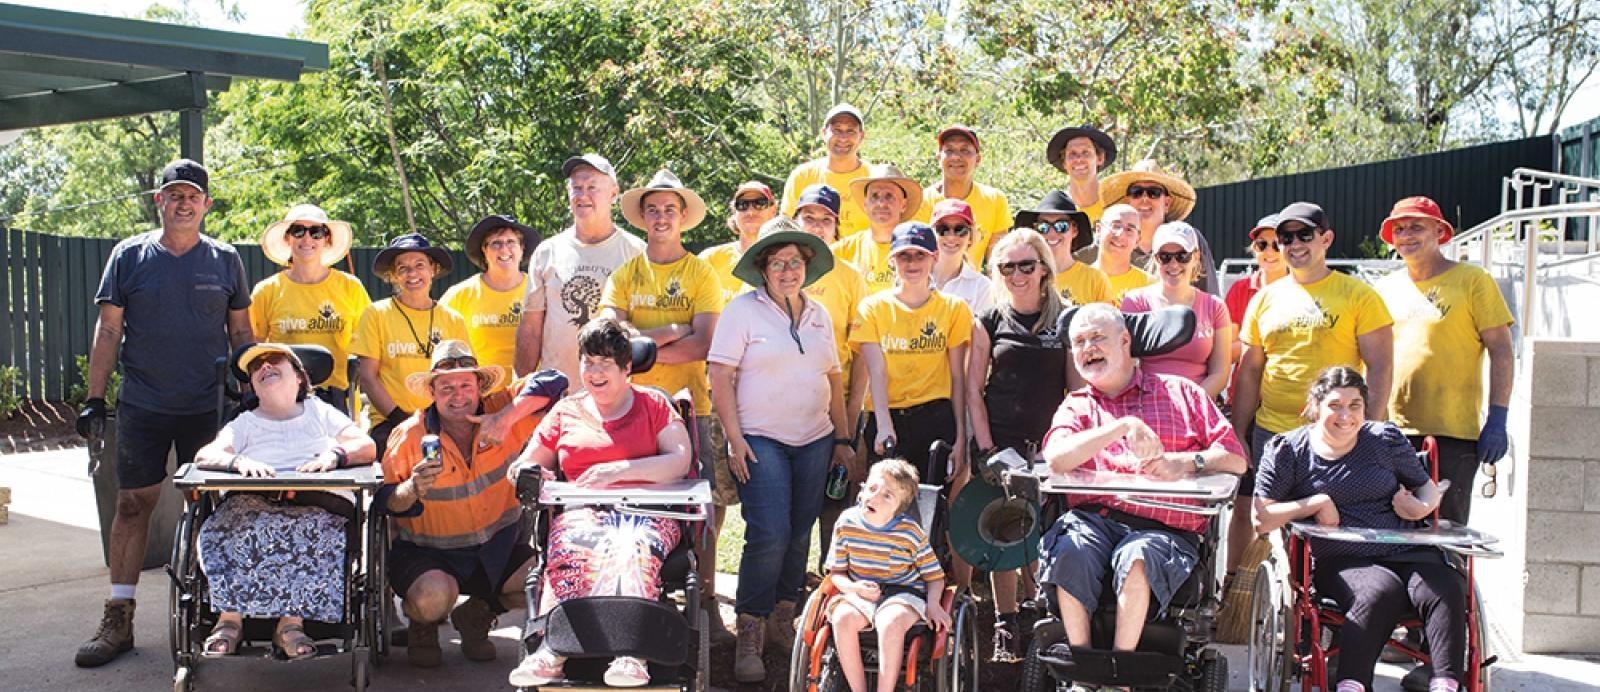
[168,344,389,691]
[1247,437,1501,692]
[512,337,714,691]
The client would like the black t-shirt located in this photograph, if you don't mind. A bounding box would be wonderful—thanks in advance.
[980,307,1067,453]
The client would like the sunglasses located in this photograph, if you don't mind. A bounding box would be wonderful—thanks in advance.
[996,259,1039,276]
[1034,220,1076,235]
[436,356,479,370]
[247,352,290,373]
[1275,227,1323,246]
[1126,185,1167,199]
[287,224,330,240]
[733,197,773,212]
[934,224,972,238]
[1156,250,1193,265]
[766,257,806,272]
[1481,462,1497,498]
[1252,239,1280,252]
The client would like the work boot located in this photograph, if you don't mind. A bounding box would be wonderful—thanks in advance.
[407,620,442,668]
[450,597,499,662]
[992,616,1023,663]
[75,598,135,667]
[735,613,766,683]
[704,597,736,646]
[766,600,797,653]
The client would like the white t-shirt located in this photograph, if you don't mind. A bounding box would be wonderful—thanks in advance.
[936,264,994,317]
[707,290,840,447]
[525,225,646,390]
[226,398,359,501]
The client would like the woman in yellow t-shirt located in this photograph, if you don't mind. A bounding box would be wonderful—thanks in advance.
[250,204,371,413]
[441,214,540,375]
[852,222,972,487]
[350,233,470,457]
[699,181,777,303]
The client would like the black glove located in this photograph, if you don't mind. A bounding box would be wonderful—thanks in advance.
[77,397,107,439]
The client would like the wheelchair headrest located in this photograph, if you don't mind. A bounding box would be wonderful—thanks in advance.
[907,484,941,534]
[229,342,335,387]
[1056,305,1196,358]
[630,336,658,374]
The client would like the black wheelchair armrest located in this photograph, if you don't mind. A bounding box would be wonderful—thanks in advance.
[515,465,544,509]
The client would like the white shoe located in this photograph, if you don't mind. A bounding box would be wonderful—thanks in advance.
[508,647,565,687]
[604,655,651,687]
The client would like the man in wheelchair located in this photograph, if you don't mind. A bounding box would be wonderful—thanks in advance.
[379,340,567,668]
[1036,304,1245,666]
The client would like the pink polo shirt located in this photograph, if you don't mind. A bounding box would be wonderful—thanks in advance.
[708,289,841,446]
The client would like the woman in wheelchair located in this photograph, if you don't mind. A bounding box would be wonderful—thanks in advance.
[825,459,949,692]
[189,343,377,659]
[507,318,695,688]
[1253,366,1461,692]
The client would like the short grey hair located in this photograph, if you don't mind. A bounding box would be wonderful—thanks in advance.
[1068,303,1128,339]
[1101,203,1139,228]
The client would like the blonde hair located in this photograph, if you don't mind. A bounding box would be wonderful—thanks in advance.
[870,459,921,513]
[987,229,1064,334]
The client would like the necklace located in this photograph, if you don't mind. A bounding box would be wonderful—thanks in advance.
[395,299,436,358]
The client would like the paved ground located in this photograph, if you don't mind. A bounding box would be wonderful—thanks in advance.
[3,446,1597,691]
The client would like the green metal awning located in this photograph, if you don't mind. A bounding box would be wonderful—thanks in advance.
[0,2,327,157]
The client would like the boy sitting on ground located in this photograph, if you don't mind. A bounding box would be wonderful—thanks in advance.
[824,459,950,692]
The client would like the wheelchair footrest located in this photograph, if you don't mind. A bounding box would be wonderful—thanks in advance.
[543,597,689,665]
[1045,647,1184,687]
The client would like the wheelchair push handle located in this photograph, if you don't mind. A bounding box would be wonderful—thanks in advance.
[515,464,544,509]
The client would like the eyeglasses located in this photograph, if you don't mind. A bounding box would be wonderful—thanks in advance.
[1481,462,1497,498]
[934,224,972,238]
[996,260,1039,276]
[1126,185,1167,199]
[1035,220,1076,235]
[287,224,330,240]
[485,238,522,251]
[766,257,806,272]
[1252,239,1280,252]
[1156,250,1193,265]
[247,352,289,373]
[1274,227,1323,246]
[734,197,772,212]
[436,356,479,370]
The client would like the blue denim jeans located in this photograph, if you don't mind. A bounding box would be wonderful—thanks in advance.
[734,433,833,616]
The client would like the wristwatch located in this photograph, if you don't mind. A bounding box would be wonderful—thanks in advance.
[1191,453,1206,474]
[833,438,854,448]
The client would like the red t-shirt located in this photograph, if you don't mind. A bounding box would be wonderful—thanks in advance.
[1225,271,1270,404]
[534,385,680,483]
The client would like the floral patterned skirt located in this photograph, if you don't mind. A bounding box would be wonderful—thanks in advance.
[197,493,347,622]
[547,507,681,602]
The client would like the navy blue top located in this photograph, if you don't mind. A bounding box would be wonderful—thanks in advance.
[1255,421,1430,559]
[95,231,250,415]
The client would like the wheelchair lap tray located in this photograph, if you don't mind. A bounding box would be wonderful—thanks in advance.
[1289,521,1500,552]
[542,597,689,665]
[172,463,382,490]
[1038,467,1238,503]
[536,479,712,521]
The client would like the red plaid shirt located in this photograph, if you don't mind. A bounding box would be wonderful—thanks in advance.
[1043,368,1245,533]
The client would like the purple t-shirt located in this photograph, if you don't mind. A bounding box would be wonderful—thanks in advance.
[1121,289,1229,386]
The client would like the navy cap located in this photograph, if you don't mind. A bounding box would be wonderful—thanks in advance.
[795,184,841,217]
[1276,202,1328,231]
[889,222,938,256]
[160,158,209,194]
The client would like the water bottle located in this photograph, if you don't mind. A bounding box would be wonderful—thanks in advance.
[421,434,442,466]
[825,464,850,500]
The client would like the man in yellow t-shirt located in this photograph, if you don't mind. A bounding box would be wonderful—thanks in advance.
[832,163,922,294]
[442,214,539,375]
[1093,204,1153,304]
[912,125,1011,268]
[699,181,776,303]
[1014,190,1112,305]
[1375,196,1514,524]
[781,103,872,237]
[1235,202,1394,463]
[1046,125,1117,225]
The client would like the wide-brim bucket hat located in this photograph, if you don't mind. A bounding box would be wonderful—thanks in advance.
[620,168,707,232]
[1012,190,1093,254]
[464,214,539,270]
[404,339,508,400]
[847,164,923,223]
[1101,159,1197,222]
[732,217,834,289]
[373,232,454,276]
[1045,125,1118,172]
[261,204,354,267]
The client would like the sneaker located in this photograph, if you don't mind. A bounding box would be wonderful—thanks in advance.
[735,613,766,682]
[407,620,442,668]
[508,645,566,687]
[766,600,797,653]
[604,655,651,687]
[991,618,1023,663]
[450,597,499,662]
[75,598,136,668]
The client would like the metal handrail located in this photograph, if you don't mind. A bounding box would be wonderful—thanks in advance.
[1448,201,1600,333]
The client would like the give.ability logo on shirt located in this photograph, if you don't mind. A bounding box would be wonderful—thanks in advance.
[470,300,523,327]
[883,320,949,353]
[275,300,345,335]
[631,277,693,311]
[385,328,444,359]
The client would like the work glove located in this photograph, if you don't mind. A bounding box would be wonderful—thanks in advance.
[1477,404,1509,464]
[76,397,107,439]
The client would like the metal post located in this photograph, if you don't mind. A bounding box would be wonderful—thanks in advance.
[178,108,203,164]
[1523,218,1538,336]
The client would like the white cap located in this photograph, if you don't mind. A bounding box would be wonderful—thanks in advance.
[1152,221,1199,253]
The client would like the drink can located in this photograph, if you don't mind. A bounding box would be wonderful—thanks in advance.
[421,434,442,464]
[825,464,849,500]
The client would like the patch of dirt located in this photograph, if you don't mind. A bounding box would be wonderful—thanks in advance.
[0,399,83,454]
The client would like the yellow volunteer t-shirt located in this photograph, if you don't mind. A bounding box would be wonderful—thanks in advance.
[832,232,896,294]
[850,291,973,409]
[698,241,750,304]
[249,270,371,390]
[1054,261,1114,306]
[804,259,871,394]
[1101,264,1154,304]
[1376,263,1514,440]
[1242,271,1394,433]
[440,273,527,375]
[349,299,471,423]
[781,158,872,237]
[600,253,725,415]
[1080,197,1105,225]
[913,181,1012,268]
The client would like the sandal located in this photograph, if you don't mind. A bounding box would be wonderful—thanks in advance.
[274,623,317,661]
[508,646,567,687]
[202,620,242,658]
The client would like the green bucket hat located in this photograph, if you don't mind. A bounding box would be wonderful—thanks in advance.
[731,217,834,289]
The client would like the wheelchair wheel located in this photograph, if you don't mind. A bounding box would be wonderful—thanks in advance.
[1196,647,1228,692]
[935,598,980,692]
[1247,560,1289,692]
[352,655,369,691]
[694,604,710,692]
[168,502,201,667]
[790,589,830,692]
[1018,638,1055,692]
[1474,585,1494,692]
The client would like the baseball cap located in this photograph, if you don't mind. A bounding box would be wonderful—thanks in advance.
[1152,221,1200,253]
[935,124,980,152]
[823,102,864,128]
[1276,202,1328,231]
[889,222,938,257]
[795,184,840,217]
[929,199,975,227]
[159,159,209,194]
[1249,214,1279,239]
[561,153,617,182]
[733,180,774,201]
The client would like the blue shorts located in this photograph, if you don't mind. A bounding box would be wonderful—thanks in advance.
[116,401,218,489]
[1038,510,1198,615]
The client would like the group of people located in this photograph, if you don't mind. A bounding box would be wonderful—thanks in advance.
[70,100,1513,692]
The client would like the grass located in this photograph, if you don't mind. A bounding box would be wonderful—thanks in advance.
[710,505,824,578]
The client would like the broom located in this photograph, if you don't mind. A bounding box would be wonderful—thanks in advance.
[1216,534,1276,644]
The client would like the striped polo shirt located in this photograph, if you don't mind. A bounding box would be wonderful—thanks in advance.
[825,506,945,587]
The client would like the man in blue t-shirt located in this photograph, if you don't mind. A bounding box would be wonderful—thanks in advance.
[74,159,254,668]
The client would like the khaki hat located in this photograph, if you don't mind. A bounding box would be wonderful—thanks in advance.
[620,168,707,232]
[261,204,355,267]
[847,164,923,223]
[1101,159,1197,222]
[404,340,508,400]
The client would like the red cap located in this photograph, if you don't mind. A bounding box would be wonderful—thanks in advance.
[930,199,976,226]
[733,180,774,202]
[935,125,980,153]
[1380,196,1453,245]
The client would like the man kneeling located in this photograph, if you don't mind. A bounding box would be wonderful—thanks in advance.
[1038,304,1245,661]
[380,340,567,668]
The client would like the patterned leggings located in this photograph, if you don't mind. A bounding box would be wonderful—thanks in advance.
[547,508,681,602]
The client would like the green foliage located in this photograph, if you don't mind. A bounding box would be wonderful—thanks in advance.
[67,355,119,410]
[0,366,21,419]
